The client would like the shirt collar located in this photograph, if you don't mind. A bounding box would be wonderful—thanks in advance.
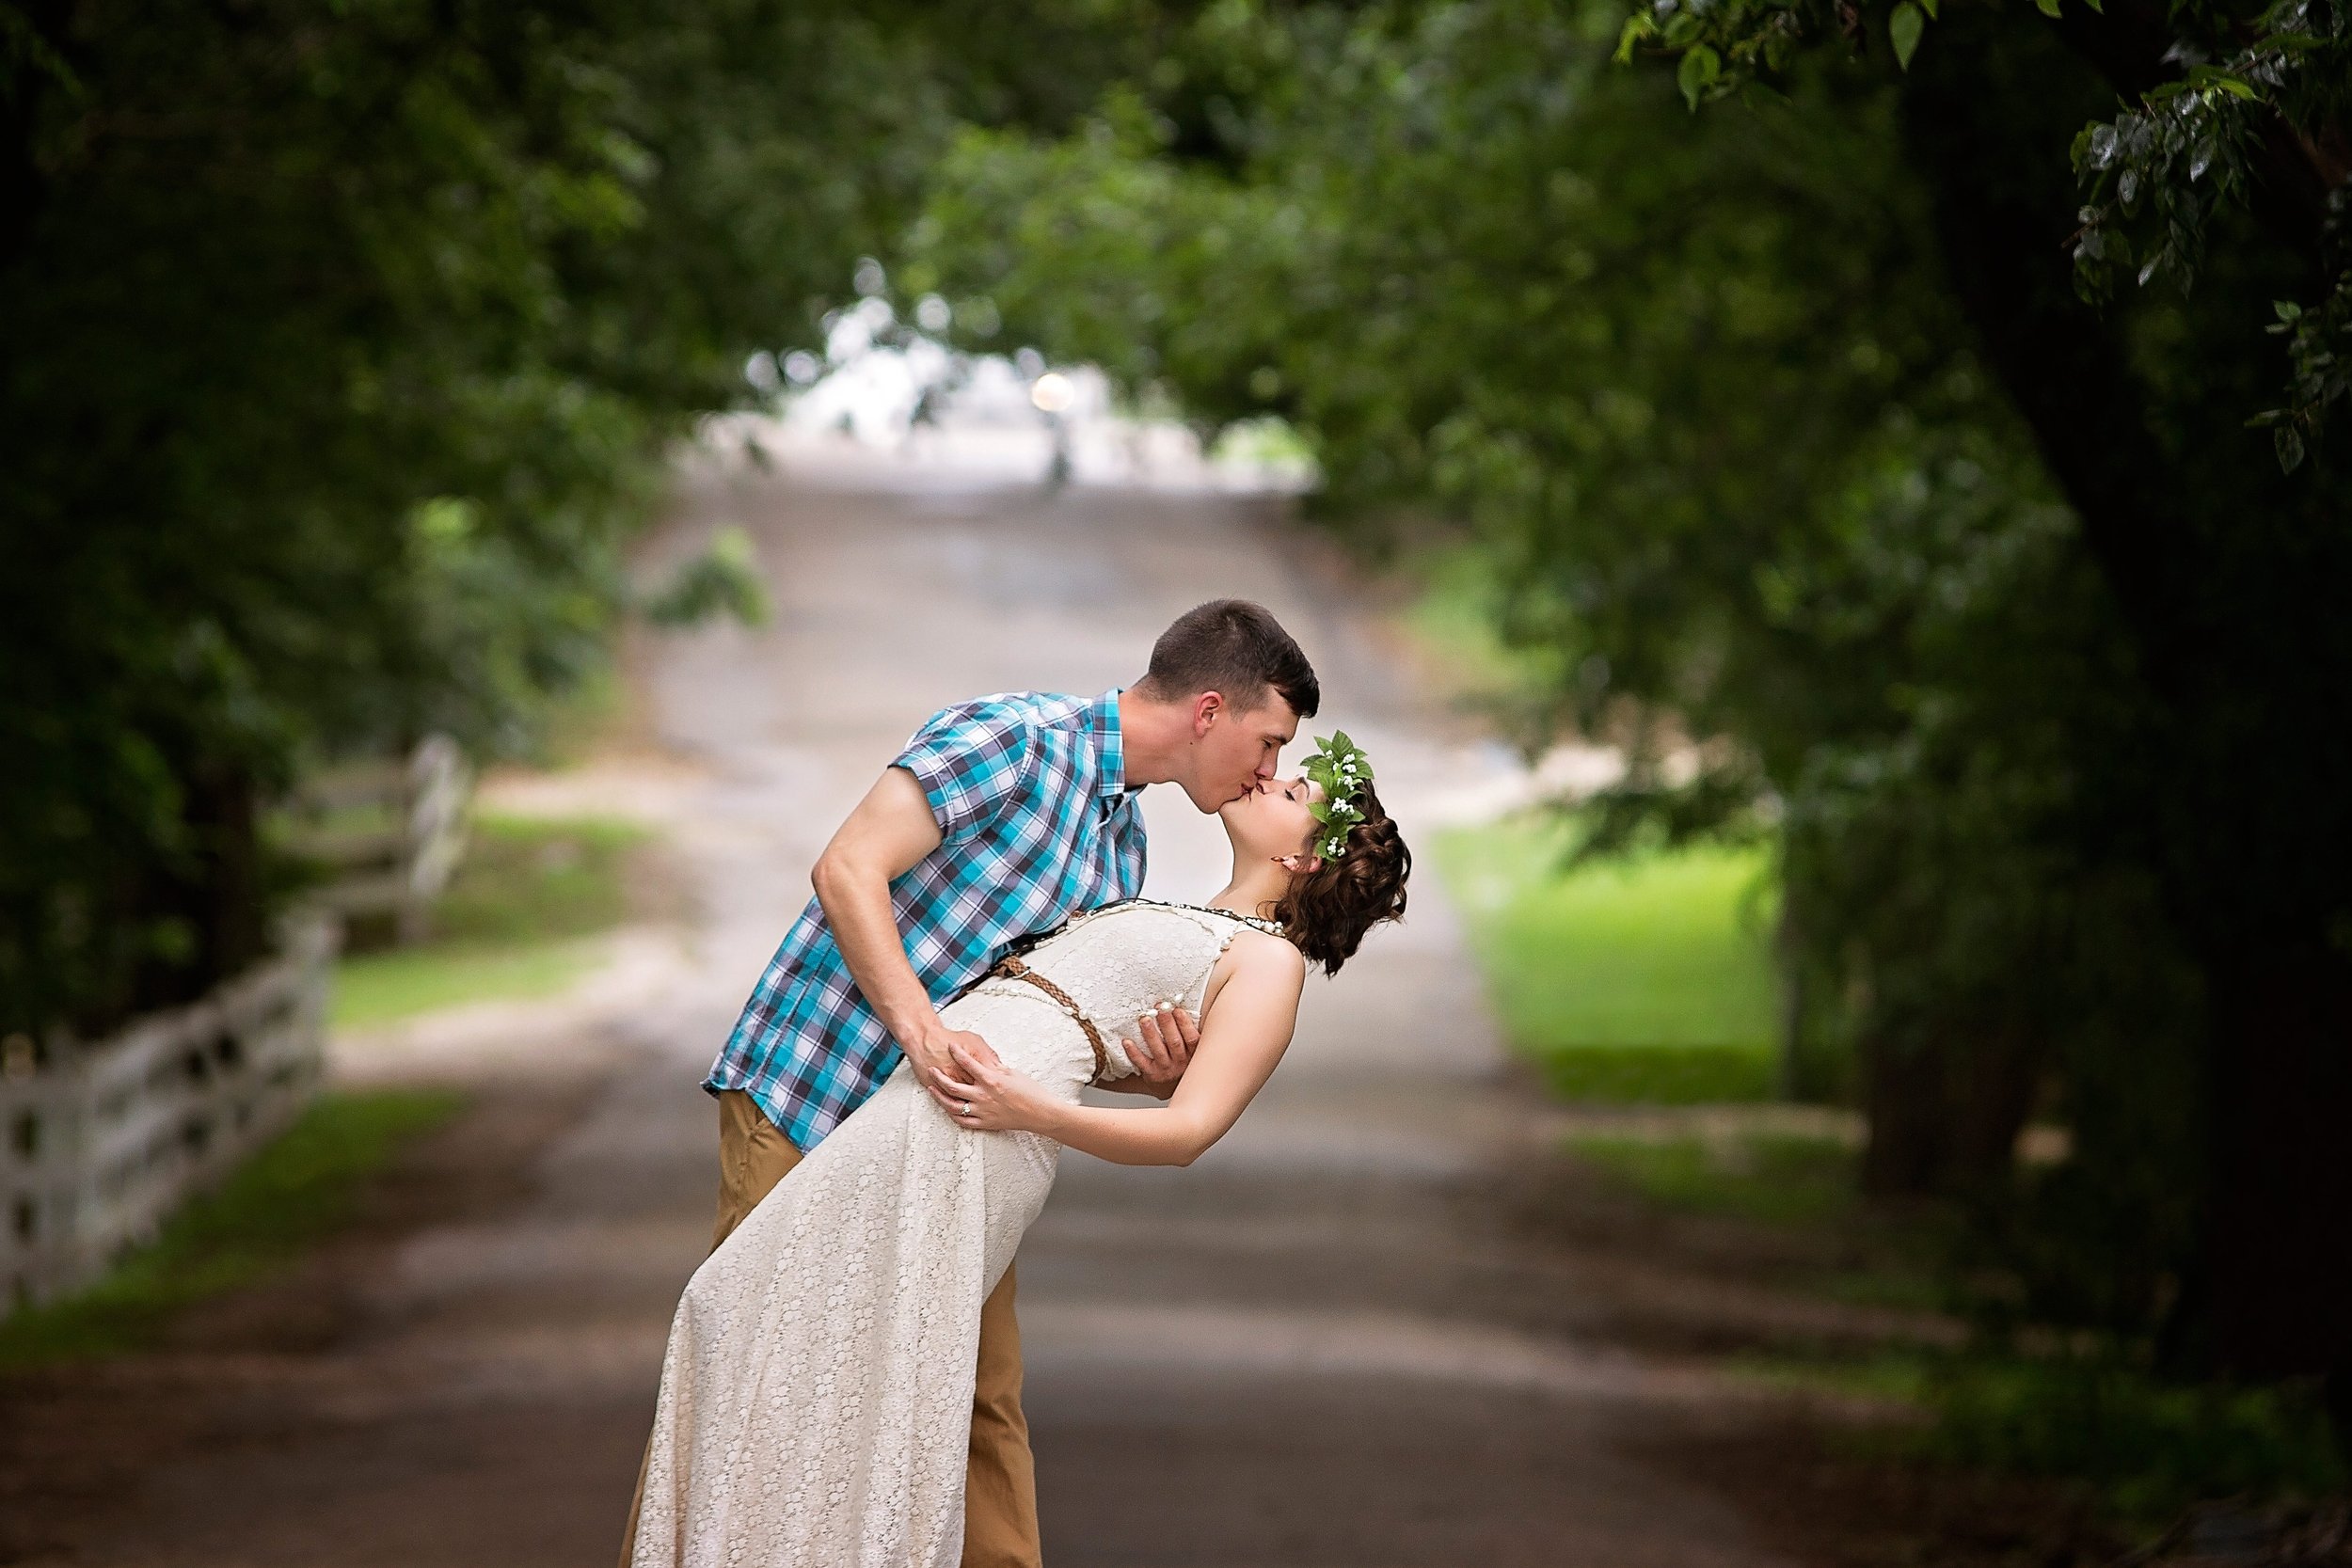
[1089,688,1132,799]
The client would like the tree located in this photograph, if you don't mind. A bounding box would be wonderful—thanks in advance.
[903,0,2352,1418]
[1627,0,2352,1415]
[0,0,1182,1042]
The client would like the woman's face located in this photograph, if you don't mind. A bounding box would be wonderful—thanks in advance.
[1217,774,1327,867]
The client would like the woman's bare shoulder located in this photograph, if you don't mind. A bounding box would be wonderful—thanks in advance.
[1221,927,1307,988]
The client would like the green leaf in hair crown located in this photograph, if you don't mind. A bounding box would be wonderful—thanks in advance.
[1300,730,1374,862]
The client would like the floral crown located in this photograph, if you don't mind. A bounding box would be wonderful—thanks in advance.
[1300,730,1374,863]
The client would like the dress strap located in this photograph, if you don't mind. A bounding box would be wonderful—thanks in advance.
[990,956,1109,1083]
[1110,895,1289,940]
[993,896,1290,965]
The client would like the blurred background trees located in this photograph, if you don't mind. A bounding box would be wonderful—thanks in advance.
[0,0,1169,1041]
[898,0,2352,1427]
[4,0,2347,1515]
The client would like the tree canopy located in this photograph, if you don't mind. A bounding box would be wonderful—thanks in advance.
[900,0,2352,1417]
[5,0,2346,1472]
[0,0,1175,1039]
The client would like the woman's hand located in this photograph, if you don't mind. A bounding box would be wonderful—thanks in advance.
[931,1041,1061,1135]
[1117,1004,1200,1098]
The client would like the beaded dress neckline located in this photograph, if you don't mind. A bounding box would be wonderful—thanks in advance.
[1106,895,1288,939]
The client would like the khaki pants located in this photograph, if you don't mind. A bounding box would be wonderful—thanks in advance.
[618,1089,1042,1568]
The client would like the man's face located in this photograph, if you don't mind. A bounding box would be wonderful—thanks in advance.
[1184,690,1299,813]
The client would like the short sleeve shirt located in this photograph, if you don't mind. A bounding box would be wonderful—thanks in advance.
[704,689,1148,1149]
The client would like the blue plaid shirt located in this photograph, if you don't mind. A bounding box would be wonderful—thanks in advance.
[705,689,1148,1149]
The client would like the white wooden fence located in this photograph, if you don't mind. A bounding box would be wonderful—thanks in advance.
[288,734,472,943]
[0,737,471,1318]
[1,914,338,1310]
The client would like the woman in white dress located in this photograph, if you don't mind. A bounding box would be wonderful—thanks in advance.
[628,736,1410,1568]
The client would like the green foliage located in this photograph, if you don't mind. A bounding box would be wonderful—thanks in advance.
[0,0,1181,1042]
[1923,1356,2349,1524]
[1736,1348,2349,1523]
[1582,1127,2346,1520]
[1617,0,2352,467]
[0,1089,463,1368]
[1298,730,1373,862]
[903,0,2352,1406]
[2070,19,2352,458]
[333,813,649,1029]
[641,527,771,630]
[1599,0,2352,1377]
[2060,0,2352,468]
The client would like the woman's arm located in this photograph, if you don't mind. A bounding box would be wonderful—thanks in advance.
[943,934,1307,1166]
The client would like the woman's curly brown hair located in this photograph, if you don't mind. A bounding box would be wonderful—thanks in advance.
[1263,782,1410,974]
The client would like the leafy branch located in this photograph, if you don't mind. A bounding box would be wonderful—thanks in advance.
[2068,3,2352,470]
[1619,0,2352,469]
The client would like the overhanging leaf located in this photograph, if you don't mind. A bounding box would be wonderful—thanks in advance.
[1677,45,1720,111]
[1889,2,1925,69]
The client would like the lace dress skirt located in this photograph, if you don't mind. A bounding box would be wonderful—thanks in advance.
[628,989,1089,1568]
[631,900,1263,1568]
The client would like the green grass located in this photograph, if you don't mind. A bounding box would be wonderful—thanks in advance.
[332,812,649,1030]
[0,1089,463,1369]
[1570,1127,2347,1523]
[1569,1130,1861,1228]
[426,812,646,943]
[1923,1355,2350,1524]
[1729,1344,2350,1526]
[334,941,609,1030]
[1438,813,1781,1101]
[1724,1346,1939,1406]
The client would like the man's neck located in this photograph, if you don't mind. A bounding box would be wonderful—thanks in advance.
[1115,687,1190,786]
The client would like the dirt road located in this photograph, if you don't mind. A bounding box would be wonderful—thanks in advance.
[1,452,1813,1567]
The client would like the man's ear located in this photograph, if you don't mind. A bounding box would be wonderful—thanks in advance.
[1191,690,1225,736]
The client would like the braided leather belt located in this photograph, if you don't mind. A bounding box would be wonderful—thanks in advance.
[989,956,1108,1083]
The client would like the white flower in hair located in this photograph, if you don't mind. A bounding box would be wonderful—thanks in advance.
[1301,731,1375,863]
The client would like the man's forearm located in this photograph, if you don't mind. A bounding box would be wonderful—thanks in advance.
[813,857,942,1052]
[807,766,975,1088]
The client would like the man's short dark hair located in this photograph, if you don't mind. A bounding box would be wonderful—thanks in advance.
[1136,599,1320,719]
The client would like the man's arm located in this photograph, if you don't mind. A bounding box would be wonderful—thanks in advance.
[810,767,1001,1094]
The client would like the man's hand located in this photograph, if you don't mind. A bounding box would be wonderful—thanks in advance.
[1115,1004,1200,1099]
[914,1024,1003,1109]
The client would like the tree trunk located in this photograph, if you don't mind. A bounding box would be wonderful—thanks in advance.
[1861,1023,2041,1197]
[1774,896,1805,1101]
[188,762,266,990]
[2171,946,2352,1408]
[1861,1029,1946,1196]
[1899,13,2201,703]
[1904,14,2352,1403]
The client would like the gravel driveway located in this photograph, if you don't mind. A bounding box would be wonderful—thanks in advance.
[0,450,1808,1568]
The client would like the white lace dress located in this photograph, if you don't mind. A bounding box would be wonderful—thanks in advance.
[630,900,1279,1568]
